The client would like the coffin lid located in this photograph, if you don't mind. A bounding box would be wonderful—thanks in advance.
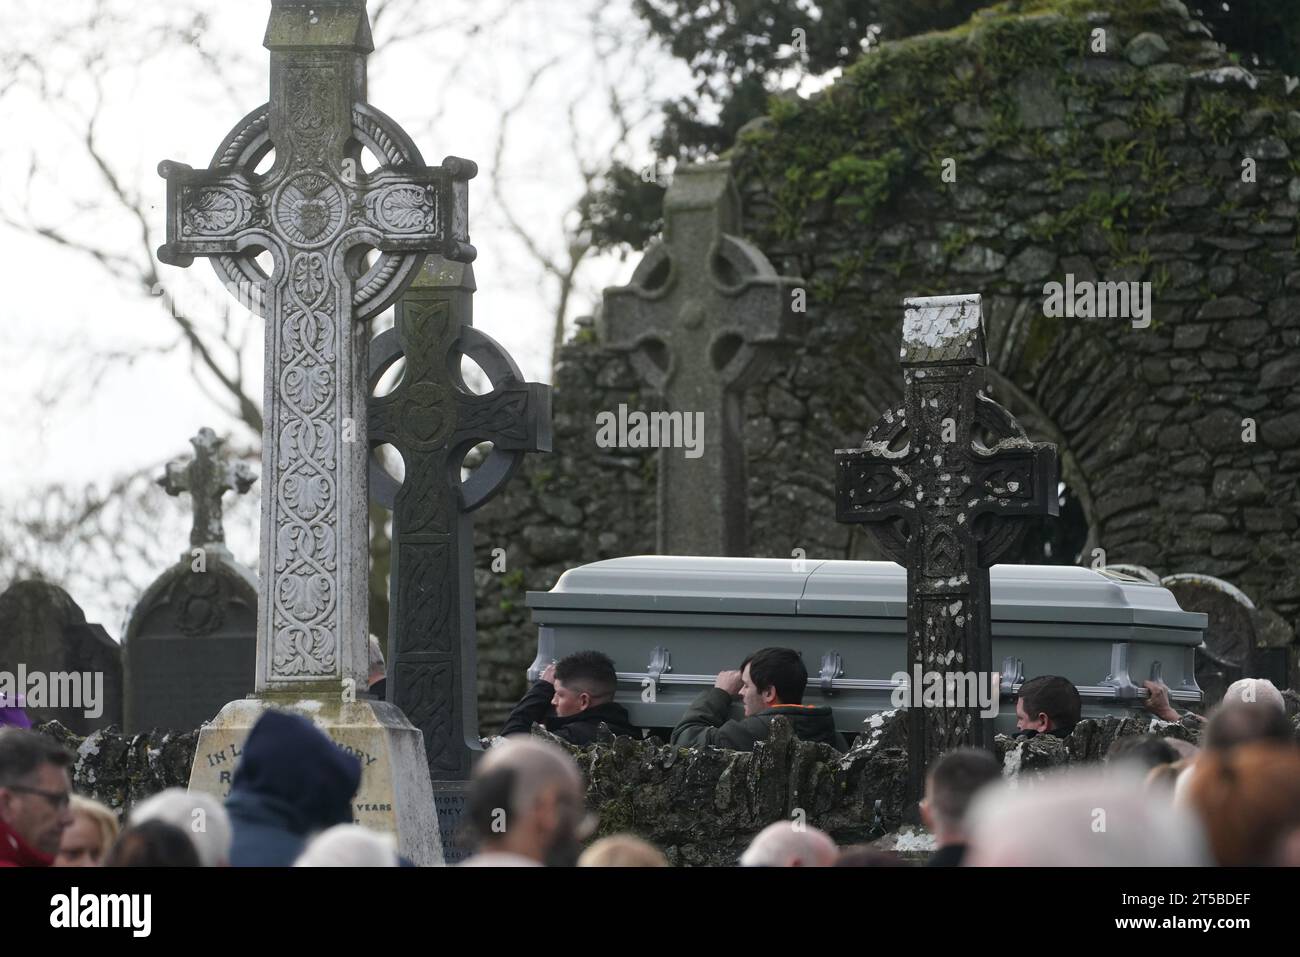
[526,556,1208,631]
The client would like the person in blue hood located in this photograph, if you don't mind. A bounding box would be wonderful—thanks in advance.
[225,711,362,867]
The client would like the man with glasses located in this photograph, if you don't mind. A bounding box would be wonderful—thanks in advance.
[0,729,75,866]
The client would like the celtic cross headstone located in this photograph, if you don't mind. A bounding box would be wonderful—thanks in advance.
[368,256,551,860]
[124,429,259,733]
[834,294,1058,805]
[158,0,476,865]
[601,161,801,556]
[158,427,256,550]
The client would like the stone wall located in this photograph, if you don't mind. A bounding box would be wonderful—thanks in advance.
[35,721,198,819]
[39,710,1246,865]
[471,0,1300,728]
[552,711,1214,865]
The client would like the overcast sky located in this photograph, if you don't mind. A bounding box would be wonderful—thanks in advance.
[0,0,688,485]
[0,0,693,629]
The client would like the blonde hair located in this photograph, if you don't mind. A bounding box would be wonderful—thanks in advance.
[69,795,120,861]
[578,834,668,867]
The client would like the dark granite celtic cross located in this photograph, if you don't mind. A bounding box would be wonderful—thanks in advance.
[835,294,1057,805]
[159,427,256,552]
[601,161,800,556]
[157,0,476,693]
[368,256,550,855]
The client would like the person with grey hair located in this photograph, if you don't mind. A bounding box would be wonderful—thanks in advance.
[739,820,838,867]
[964,768,1210,866]
[367,634,387,699]
[460,737,589,867]
[1223,677,1287,713]
[294,824,398,867]
[0,728,74,866]
[130,788,232,867]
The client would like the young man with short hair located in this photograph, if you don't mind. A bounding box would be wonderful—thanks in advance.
[671,647,847,752]
[500,650,639,745]
[920,747,1002,867]
[1014,674,1081,738]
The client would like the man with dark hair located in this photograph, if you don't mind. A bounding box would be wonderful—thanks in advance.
[1014,675,1081,738]
[670,647,847,752]
[0,728,75,866]
[501,650,638,745]
[920,747,1001,867]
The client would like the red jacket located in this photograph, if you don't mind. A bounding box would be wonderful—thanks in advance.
[0,817,53,867]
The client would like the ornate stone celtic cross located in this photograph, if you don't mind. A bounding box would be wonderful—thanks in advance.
[159,427,256,552]
[368,256,550,858]
[834,294,1058,804]
[158,0,476,694]
[601,161,800,556]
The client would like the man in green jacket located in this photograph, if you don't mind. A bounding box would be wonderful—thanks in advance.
[670,647,848,752]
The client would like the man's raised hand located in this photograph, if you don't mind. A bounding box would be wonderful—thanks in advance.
[714,670,743,696]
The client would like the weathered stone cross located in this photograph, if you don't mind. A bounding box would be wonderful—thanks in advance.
[158,427,256,551]
[835,294,1058,805]
[158,0,476,692]
[601,161,800,556]
[368,256,550,859]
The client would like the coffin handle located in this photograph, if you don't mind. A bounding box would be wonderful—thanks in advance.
[1100,642,1141,701]
[820,651,844,695]
[646,646,672,696]
[999,655,1023,698]
[527,626,556,683]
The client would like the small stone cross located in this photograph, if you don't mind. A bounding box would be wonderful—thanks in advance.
[159,427,256,550]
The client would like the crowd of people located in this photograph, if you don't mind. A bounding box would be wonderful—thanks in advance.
[1,644,1297,867]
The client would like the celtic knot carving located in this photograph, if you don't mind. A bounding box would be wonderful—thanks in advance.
[402,662,455,772]
[271,248,340,678]
[983,466,1031,498]
[158,17,478,696]
[460,392,531,440]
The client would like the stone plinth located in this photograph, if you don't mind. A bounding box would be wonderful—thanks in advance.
[188,693,443,866]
